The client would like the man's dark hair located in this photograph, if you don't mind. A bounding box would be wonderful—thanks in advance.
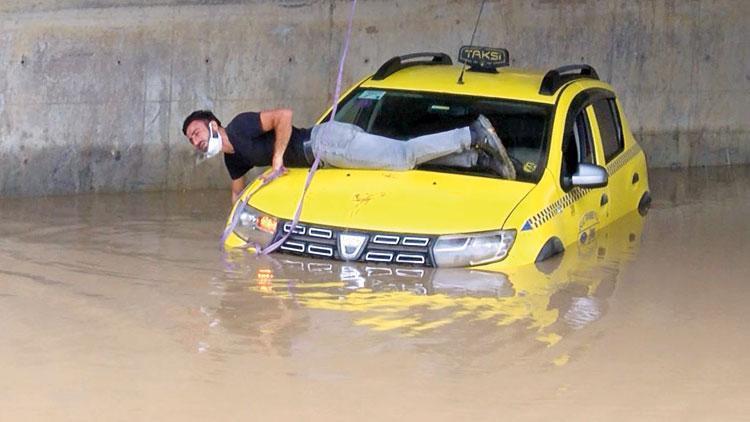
[182,110,222,135]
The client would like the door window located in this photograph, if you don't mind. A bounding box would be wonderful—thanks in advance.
[562,107,596,181]
[592,98,624,162]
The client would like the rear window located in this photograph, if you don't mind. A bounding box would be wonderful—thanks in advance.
[332,88,552,183]
[592,98,624,162]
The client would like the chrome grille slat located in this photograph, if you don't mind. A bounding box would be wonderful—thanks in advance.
[395,254,426,264]
[280,241,305,253]
[308,227,333,239]
[365,252,394,262]
[307,244,334,257]
[283,223,306,235]
[402,236,430,247]
[372,235,400,245]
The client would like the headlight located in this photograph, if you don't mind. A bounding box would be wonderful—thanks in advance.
[232,204,278,247]
[432,230,516,268]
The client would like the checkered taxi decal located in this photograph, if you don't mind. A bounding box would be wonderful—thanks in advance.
[605,144,641,175]
[521,187,589,231]
[521,146,642,231]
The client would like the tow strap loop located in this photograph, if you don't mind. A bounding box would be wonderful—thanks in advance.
[219,166,286,249]
[222,0,358,254]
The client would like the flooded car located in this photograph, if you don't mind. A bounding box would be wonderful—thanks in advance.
[224,46,650,269]
[222,211,646,345]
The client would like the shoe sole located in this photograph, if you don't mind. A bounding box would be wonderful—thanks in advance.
[477,115,517,180]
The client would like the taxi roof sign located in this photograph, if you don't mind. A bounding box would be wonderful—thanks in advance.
[458,46,510,73]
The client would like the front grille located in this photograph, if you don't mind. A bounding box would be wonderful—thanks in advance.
[273,220,436,267]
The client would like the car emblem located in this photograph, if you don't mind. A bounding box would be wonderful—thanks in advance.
[338,233,368,260]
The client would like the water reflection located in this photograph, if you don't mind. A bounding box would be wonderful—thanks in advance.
[212,211,645,357]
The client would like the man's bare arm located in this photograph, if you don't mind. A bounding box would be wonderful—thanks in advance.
[259,108,293,171]
[230,177,246,204]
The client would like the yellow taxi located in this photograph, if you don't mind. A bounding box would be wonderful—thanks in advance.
[228,209,646,344]
[224,46,650,269]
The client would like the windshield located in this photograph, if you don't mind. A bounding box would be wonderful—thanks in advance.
[332,88,552,183]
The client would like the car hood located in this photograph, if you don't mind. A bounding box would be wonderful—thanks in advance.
[244,169,533,235]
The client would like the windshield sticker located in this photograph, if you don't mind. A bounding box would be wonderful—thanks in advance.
[523,162,537,173]
[358,90,386,100]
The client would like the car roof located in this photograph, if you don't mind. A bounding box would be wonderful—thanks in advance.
[360,64,559,105]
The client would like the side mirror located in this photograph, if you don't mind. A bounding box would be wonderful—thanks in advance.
[571,163,608,188]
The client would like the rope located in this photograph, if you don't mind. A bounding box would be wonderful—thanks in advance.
[222,0,359,253]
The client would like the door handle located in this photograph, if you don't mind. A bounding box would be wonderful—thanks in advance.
[632,173,640,184]
[600,194,609,206]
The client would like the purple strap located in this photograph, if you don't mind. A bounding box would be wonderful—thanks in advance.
[222,0,358,254]
[261,0,358,255]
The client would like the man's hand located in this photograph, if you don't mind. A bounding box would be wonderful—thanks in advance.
[272,155,285,172]
[260,166,288,184]
[231,177,246,204]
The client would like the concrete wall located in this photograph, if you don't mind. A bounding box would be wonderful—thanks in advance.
[1,0,747,197]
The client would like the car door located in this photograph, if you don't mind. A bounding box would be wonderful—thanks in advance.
[589,96,628,222]
[559,103,611,246]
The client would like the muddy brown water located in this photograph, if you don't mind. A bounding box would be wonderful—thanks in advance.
[1,166,749,421]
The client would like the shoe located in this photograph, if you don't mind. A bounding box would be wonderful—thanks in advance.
[470,115,516,179]
[470,115,501,155]
[477,150,515,179]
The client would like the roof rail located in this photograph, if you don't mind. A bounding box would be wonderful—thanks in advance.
[539,64,599,95]
[371,52,453,81]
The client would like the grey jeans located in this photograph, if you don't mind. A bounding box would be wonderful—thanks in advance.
[306,121,476,170]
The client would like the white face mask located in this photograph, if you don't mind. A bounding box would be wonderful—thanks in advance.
[204,122,223,159]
